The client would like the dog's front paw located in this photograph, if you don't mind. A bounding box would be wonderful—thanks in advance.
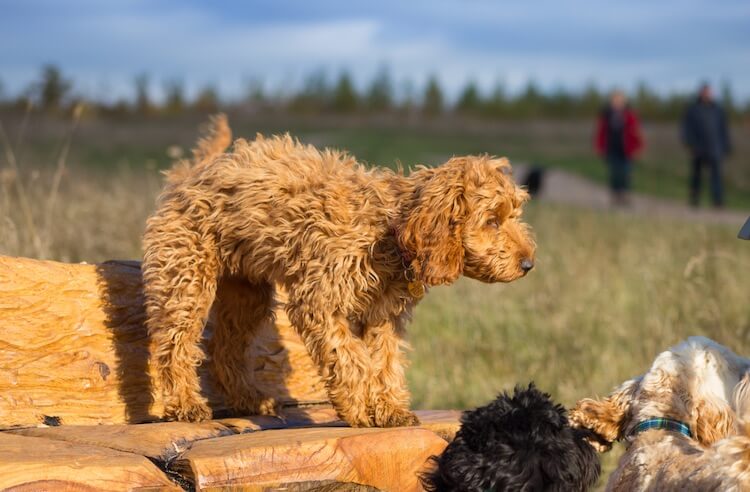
[333,402,374,428]
[164,397,213,422]
[256,396,280,416]
[373,403,420,427]
[229,395,280,417]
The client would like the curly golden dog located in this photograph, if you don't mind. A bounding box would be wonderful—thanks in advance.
[571,336,750,491]
[142,115,535,427]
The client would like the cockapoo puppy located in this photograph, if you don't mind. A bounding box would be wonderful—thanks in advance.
[422,384,601,492]
[571,336,750,491]
[142,115,536,426]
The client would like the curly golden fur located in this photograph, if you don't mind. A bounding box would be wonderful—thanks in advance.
[570,337,750,491]
[142,115,535,426]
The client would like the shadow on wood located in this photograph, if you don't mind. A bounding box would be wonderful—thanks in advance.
[0,255,328,429]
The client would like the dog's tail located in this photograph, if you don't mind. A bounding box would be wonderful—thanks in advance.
[192,113,232,163]
[164,113,232,185]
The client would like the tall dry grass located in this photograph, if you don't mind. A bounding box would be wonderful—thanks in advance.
[0,163,160,262]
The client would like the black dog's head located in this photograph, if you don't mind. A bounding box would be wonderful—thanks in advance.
[421,384,600,492]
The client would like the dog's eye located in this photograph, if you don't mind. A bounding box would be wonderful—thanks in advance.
[486,218,499,229]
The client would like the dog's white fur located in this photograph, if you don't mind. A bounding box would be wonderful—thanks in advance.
[571,337,750,491]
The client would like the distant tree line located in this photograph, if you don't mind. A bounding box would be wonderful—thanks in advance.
[1,64,747,121]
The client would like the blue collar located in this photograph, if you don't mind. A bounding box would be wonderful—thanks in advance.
[632,417,692,439]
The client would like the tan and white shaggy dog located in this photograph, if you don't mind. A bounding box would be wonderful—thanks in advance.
[142,115,536,426]
[570,336,750,491]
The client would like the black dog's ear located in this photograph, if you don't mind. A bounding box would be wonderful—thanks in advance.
[419,454,452,492]
[569,377,641,451]
[568,428,603,490]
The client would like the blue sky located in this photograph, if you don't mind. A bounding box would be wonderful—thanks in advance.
[1,0,749,102]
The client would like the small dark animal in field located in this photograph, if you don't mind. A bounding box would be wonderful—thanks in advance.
[422,384,600,492]
[521,166,545,197]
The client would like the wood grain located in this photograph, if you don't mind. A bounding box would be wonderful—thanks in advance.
[414,410,462,442]
[0,433,179,491]
[174,426,448,491]
[10,420,234,461]
[220,407,461,441]
[0,255,328,429]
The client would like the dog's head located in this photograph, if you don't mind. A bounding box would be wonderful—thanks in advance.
[570,337,750,450]
[422,384,600,492]
[398,156,535,286]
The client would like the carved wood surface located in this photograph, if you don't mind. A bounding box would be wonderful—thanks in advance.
[0,433,179,491]
[3,410,460,491]
[0,255,328,429]
[174,426,448,491]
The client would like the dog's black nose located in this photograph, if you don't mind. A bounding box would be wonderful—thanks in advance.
[520,258,534,272]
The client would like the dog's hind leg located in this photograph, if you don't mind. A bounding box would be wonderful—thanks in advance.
[143,219,219,422]
[363,319,420,427]
[210,277,278,416]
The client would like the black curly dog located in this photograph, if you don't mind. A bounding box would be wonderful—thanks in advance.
[422,384,600,492]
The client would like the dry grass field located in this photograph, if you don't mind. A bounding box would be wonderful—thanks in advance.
[1,115,748,487]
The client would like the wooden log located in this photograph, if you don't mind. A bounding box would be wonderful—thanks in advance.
[0,433,179,491]
[173,426,448,491]
[413,410,462,442]
[220,408,461,440]
[10,420,235,462]
[0,255,328,429]
[8,408,460,465]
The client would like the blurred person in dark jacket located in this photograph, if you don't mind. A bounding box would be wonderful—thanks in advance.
[681,83,732,208]
[595,90,643,207]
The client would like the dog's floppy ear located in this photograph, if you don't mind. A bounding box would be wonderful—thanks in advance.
[692,371,740,446]
[398,159,466,286]
[694,396,734,446]
[733,372,750,420]
[569,377,641,451]
[692,354,745,446]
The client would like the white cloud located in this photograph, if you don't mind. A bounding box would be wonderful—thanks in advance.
[1,0,748,101]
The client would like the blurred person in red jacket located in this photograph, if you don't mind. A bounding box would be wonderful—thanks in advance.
[595,90,644,206]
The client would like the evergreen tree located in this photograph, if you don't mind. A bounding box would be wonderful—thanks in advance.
[366,66,393,112]
[635,81,660,119]
[483,82,508,118]
[580,82,603,115]
[399,78,417,113]
[290,69,330,113]
[134,74,152,115]
[331,71,358,112]
[547,86,574,118]
[36,64,71,112]
[456,80,482,114]
[163,79,185,114]
[720,81,735,117]
[423,75,444,116]
[515,80,543,117]
[246,78,265,103]
[194,85,220,113]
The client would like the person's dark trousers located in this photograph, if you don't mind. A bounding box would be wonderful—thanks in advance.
[607,155,631,193]
[689,155,724,207]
